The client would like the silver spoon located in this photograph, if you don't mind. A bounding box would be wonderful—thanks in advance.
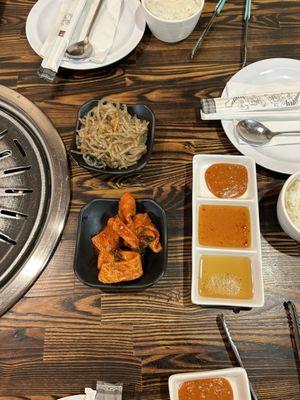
[66,0,103,60]
[236,119,300,146]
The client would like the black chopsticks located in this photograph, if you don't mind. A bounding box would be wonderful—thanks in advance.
[284,301,300,361]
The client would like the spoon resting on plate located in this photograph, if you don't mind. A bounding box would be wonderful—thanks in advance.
[66,0,103,60]
[236,119,300,146]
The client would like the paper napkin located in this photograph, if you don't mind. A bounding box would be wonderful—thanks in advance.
[69,0,123,64]
[200,82,300,121]
[227,82,300,146]
[85,388,97,400]
[39,0,123,80]
[199,81,300,146]
[84,382,123,400]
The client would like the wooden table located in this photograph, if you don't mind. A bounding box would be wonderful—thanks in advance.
[0,0,300,399]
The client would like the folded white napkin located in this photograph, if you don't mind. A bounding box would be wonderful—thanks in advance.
[84,382,123,400]
[85,388,96,400]
[68,0,123,64]
[39,0,123,78]
[226,82,300,147]
[39,0,89,79]
[200,82,300,121]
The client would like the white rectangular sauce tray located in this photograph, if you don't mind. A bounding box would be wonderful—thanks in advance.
[191,154,264,308]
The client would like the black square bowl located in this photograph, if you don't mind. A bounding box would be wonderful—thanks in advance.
[70,99,155,175]
[74,198,168,291]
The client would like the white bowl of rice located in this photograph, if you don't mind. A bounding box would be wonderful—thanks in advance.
[141,0,204,43]
[277,171,300,242]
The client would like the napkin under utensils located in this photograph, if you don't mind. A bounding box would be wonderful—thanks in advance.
[85,382,123,400]
[200,82,300,146]
[38,0,123,82]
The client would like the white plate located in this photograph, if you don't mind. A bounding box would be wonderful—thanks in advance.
[191,154,264,308]
[169,367,251,400]
[26,0,146,70]
[58,396,84,400]
[222,58,300,175]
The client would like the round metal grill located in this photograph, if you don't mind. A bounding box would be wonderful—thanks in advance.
[0,86,69,315]
[0,110,49,284]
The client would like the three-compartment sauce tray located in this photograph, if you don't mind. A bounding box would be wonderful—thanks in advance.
[192,154,264,308]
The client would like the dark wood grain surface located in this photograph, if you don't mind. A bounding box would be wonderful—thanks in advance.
[0,0,300,399]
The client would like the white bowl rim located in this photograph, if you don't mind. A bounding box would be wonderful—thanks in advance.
[169,367,247,382]
[141,0,204,24]
[280,170,300,233]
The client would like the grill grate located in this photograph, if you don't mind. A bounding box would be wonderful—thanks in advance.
[0,108,49,284]
[0,85,69,315]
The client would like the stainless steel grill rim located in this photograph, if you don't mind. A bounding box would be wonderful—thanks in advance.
[0,85,70,315]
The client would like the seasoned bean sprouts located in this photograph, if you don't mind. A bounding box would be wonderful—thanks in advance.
[76,99,148,170]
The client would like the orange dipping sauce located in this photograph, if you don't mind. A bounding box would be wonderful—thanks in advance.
[205,163,248,199]
[178,378,233,400]
[198,205,251,248]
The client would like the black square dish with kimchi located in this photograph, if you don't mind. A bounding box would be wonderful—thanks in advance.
[74,196,168,291]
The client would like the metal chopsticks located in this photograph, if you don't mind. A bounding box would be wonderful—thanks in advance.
[217,314,259,400]
[284,301,300,361]
[191,0,229,59]
[242,0,252,68]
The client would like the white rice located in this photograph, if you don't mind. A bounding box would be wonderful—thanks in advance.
[285,177,300,230]
[145,0,201,21]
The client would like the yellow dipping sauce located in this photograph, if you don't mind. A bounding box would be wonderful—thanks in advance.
[199,255,253,299]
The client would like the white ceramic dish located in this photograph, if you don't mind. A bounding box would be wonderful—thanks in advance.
[141,0,204,43]
[168,367,251,400]
[192,154,264,308]
[221,58,300,175]
[58,396,84,400]
[277,171,300,242]
[26,0,146,70]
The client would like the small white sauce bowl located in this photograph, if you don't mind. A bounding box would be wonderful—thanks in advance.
[141,0,205,43]
[169,367,251,400]
[277,171,300,242]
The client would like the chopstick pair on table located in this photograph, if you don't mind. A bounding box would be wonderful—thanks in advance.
[284,300,300,362]
[191,0,252,68]
[218,301,300,400]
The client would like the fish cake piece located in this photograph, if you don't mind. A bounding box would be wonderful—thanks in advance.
[97,250,116,270]
[148,231,163,253]
[118,192,136,224]
[130,213,163,253]
[92,219,119,252]
[110,216,140,250]
[98,252,143,284]
[130,213,152,232]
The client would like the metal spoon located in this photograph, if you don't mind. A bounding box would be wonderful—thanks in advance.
[66,0,103,60]
[236,119,300,146]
